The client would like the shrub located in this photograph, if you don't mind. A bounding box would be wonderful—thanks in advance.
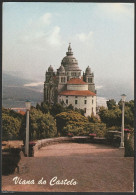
[63,122,107,137]
[124,135,134,157]
[30,109,57,139]
[63,125,85,136]
[2,113,21,140]
[55,111,88,135]
[93,123,107,137]
[20,108,57,141]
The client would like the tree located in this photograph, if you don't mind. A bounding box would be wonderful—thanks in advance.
[2,113,21,140]
[124,106,134,128]
[2,107,23,121]
[40,102,51,114]
[98,107,109,124]
[19,115,26,143]
[127,100,134,115]
[50,103,65,116]
[99,99,134,128]
[66,104,74,111]
[75,108,85,116]
[118,100,134,128]
[30,108,57,139]
[62,119,106,137]
[2,108,23,140]
[55,110,107,136]
[19,108,57,142]
[99,106,122,127]
[88,114,101,123]
[36,103,41,110]
[55,111,88,135]
[107,99,116,110]
[63,125,84,136]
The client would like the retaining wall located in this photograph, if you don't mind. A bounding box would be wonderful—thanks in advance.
[33,137,73,156]
[33,136,108,156]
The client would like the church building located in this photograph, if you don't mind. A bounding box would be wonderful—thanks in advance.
[44,44,97,116]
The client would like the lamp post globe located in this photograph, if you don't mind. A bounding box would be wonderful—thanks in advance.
[121,94,126,102]
[25,100,31,110]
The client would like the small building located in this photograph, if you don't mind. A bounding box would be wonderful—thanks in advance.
[9,108,26,115]
[44,44,97,116]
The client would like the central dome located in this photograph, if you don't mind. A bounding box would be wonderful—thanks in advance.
[61,44,81,71]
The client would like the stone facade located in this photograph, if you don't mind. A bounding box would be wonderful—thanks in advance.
[44,44,97,116]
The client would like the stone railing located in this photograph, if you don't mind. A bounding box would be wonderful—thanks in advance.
[32,136,118,157]
[33,137,73,156]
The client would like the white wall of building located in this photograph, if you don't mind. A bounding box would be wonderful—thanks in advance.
[58,95,96,117]
[67,84,88,91]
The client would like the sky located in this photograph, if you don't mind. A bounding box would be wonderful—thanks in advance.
[2,2,134,103]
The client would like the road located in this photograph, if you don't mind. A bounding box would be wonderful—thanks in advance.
[2,143,134,192]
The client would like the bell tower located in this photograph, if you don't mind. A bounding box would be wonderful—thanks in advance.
[83,66,96,93]
[57,65,67,93]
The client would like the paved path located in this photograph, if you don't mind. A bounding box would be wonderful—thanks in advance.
[2,143,134,192]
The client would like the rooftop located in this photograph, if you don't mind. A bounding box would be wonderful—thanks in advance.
[67,78,87,85]
[59,90,96,96]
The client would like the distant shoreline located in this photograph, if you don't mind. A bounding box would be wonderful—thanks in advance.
[2,100,38,109]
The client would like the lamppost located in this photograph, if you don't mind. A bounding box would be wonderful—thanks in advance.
[120,94,126,148]
[25,100,31,157]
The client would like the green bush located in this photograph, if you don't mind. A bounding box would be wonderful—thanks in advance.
[30,108,57,139]
[124,135,134,157]
[99,100,134,128]
[62,120,107,137]
[63,125,82,136]
[2,113,21,140]
[55,111,88,135]
[19,108,57,141]
[93,123,107,137]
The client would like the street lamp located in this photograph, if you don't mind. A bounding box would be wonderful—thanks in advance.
[25,100,31,157]
[120,94,126,148]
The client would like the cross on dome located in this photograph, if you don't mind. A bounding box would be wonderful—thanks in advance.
[67,43,73,56]
[68,43,72,52]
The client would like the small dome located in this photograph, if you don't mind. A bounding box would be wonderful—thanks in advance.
[85,66,91,75]
[48,65,54,72]
[58,65,65,72]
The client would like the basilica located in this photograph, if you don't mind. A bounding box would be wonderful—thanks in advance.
[44,44,96,116]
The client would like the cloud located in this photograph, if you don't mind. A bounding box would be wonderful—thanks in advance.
[18,13,63,47]
[97,3,134,18]
[47,26,62,46]
[76,31,93,42]
[39,13,52,25]
[24,82,43,87]
[96,85,103,90]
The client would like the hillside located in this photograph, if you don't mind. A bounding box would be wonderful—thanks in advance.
[2,72,43,108]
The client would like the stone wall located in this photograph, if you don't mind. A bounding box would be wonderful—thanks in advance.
[33,136,109,157]
[33,137,73,156]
